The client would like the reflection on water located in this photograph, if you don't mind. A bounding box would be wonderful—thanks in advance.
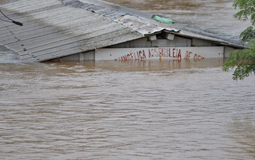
[0,60,255,159]
[91,58,225,71]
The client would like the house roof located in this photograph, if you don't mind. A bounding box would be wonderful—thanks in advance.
[0,0,244,62]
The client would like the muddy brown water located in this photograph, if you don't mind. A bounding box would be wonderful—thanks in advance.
[104,0,251,40]
[0,59,255,159]
[0,0,255,159]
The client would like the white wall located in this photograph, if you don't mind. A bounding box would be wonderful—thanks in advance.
[55,35,229,61]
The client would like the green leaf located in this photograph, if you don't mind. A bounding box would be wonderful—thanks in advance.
[223,40,255,80]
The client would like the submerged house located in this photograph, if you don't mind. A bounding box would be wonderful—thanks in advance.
[0,0,244,62]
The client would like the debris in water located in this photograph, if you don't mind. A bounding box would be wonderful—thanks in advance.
[152,15,175,24]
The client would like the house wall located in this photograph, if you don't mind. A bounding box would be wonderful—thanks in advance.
[192,38,215,47]
[57,35,232,61]
[224,46,242,58]
[109,36,192,48]
[60,50,95,61]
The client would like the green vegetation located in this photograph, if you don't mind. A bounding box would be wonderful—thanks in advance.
[222,0,255,80]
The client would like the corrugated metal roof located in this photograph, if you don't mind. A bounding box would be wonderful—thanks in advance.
[0,0,144,62]
[63,0,126,19]
[78,0,244,48]
[62,0,180,34]
[0,0,244,62]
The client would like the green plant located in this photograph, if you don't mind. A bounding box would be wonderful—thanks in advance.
[223,0,255,80]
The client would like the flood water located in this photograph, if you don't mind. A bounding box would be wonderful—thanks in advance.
[104,0,251,40]
[0,60,255,159]
[0,0,255,159]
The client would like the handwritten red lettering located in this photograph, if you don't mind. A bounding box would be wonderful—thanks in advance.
[177,49,181,59]
[142,50,146,59]
[117,48,205,61]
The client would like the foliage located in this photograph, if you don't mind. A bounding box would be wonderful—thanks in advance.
[223,40,255,80]
[223,0,255,80]
[233,0,255,43]
[233,0,255,23]
[239,26,255,43]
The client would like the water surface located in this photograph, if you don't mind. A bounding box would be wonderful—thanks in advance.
[0,0,255,159]
[0,60,255,159]
[104,0,251,40]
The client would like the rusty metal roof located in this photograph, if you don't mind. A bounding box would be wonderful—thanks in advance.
[0,0,243,62]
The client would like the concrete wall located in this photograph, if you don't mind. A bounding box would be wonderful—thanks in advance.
[60,50,95,61]
[109,36,192,48]
[192,38,215,47]
[56,35,232,61]
[224,47,234,58]
[224,46,243,58]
